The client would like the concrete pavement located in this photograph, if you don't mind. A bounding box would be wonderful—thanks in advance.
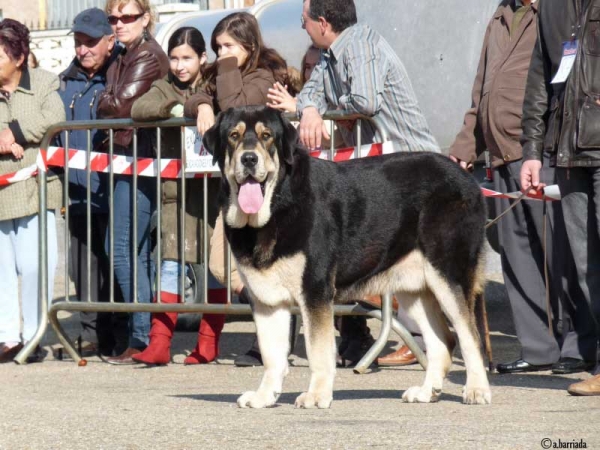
[0,220,598,449]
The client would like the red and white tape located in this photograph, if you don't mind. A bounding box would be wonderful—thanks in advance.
[0,144,561,200]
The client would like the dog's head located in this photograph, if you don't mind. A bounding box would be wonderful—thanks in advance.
[203,105,298,228]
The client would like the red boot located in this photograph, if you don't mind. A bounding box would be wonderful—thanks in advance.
[184,289,228,365]
[132,292,179,365]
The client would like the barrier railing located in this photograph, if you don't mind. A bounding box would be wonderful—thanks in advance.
[13,112,426,372]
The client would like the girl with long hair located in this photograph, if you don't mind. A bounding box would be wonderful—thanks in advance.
[130,27,222,365]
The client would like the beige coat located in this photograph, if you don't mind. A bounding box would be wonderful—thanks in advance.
[0,68,65,221]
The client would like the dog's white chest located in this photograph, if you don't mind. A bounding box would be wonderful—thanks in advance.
[238,253,307,307]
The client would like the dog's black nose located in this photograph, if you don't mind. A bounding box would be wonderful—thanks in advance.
[241,152,258,168]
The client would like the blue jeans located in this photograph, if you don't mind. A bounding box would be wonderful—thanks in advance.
[106,176,156,349]
[160,260,222,297]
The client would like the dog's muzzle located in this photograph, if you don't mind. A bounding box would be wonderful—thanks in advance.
[241,151,258,169]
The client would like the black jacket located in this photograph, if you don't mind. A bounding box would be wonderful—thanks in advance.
[522,0,600,167]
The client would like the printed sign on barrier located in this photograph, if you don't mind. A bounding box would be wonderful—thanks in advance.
[183,126,219,174]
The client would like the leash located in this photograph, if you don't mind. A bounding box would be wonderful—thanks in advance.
[484,191,526,229]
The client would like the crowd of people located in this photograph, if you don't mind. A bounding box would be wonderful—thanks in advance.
[0,0,599,397]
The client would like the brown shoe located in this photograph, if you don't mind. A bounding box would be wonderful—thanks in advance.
[358,295,399,312]
[106,347,142,365]
[567,374,600,396]
[377,345,417,366]
[0,343,24,363]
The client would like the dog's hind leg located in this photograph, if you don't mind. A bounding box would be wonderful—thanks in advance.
[399,291,454,403]
[294,301,336,409]
[424,266,491,405]
[237,303,291,409]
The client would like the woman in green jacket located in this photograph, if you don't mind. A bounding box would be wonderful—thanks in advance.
[130,27,221,366]
[0,19,65,363]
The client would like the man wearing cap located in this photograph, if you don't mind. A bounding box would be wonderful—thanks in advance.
[55,7,125,360]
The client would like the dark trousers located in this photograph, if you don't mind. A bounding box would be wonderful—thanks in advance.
[69,213,128,353]
[496,159,596,364]
[556,167,600,371]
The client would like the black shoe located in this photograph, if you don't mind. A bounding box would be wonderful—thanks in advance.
[496,359,553,374]
[552,358,596,375]
[337,335,377,368]
[26,345,47,364]
[234,349,263,367]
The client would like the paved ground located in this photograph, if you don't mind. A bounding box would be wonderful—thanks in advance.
[0,219,599,450]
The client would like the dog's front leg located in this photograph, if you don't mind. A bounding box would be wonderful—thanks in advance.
[237,303,291,409]
[295,302,336,409]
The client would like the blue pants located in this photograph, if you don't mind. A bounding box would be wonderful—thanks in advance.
[0,211,57,343]
[106,176,156,349]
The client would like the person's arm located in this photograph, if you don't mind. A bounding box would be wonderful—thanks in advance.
[520,12,550,193]
[335,39,384,117]
[449,22,493,169]
[97,51,165,119]
[297,56,329,149]
[215,57,274,110]
[8,73,66,145]
[131,81,179,121]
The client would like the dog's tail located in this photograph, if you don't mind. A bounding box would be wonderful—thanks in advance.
[475,291,494,373]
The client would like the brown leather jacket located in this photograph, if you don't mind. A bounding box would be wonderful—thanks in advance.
[450,1,538,167]
[97,35,169,156]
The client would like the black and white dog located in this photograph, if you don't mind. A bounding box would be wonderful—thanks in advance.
[203,106,491,408]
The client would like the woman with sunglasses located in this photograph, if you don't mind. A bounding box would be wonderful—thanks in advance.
[129,27,224,366]
[97,0,169,365]
[184,12,296,367]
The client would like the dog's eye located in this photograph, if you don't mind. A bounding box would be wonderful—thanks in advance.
[261,131,272,140]
[229,131,240,140]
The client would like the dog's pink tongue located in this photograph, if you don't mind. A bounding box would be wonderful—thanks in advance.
[238,179,264,214]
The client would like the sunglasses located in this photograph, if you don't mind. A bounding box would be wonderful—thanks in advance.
[107,13,144,25]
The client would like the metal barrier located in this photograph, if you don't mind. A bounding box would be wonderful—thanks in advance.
[13,112,426,372]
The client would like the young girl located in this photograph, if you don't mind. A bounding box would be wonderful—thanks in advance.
[130,27,222,366]
[184,12,294,367]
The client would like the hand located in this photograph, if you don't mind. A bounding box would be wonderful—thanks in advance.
[449,154,473,171]
[0,128,15,147]
[520,159,545,195]
[266,82,297,113]
[0,142,24,159]
[196,104,215,135]
[299,107,329,150]
[10,143,24,159]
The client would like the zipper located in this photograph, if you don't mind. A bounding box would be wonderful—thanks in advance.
[89,90,99,119]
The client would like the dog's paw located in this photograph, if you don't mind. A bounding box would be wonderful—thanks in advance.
[401,385,441,403]
[462,386,492,405]
[294,391,333,409]
[237,390,278,408]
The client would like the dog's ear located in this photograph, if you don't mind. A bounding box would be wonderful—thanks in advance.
[280,114,298,166]
[202,112,224,166]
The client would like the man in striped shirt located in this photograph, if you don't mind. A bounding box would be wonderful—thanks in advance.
[297,0,436,367]
[297,0,439,153]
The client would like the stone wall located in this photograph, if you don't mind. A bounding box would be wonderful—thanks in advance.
[30,29,74,74]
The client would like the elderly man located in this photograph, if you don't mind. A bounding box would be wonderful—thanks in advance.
[296,0,439,366]
[56,7,125,359]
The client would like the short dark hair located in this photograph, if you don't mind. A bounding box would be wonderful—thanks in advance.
[307,0,357,33]
[168,27,206,58]
[0,19,30,68]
